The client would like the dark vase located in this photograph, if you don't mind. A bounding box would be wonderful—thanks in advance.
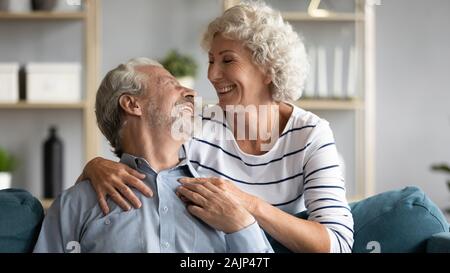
[43,126,63,198]
[31,0,57,11]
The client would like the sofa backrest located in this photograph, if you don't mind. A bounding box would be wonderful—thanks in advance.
[0,189,44,253]
[268,187,450,253]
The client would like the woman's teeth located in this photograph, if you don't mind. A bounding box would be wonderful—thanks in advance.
[218,85,235,94]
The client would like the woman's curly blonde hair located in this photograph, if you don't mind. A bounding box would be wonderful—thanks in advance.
[202,1,309,102]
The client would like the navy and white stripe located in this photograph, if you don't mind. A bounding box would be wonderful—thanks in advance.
[186,104,354,253]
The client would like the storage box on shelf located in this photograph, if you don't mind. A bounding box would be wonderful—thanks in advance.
[0,63,19,102]
[26,63,82,103]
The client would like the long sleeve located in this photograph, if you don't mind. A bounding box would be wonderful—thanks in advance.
[33,185,87,253]
[224,222,273,253]
[33,197,67,253]
[303,120,354,253]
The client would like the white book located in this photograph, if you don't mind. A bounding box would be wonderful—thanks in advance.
[317,46,328,98]
[304,47,316,98]
[347,47,357,98]
[333,46,344,98]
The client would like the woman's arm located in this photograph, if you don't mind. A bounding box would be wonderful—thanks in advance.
[251,197,330,252]
[79,157,153,214]
[178,177,330,253]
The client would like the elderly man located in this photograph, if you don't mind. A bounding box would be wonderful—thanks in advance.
[33,58,272,253]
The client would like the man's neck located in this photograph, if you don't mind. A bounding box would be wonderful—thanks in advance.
[121,122,184,173]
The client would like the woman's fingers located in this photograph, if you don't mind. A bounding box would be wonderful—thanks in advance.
[187,204,207,219]
[180,182,215,198]
[177,186,208,207]
[95,188,110,215]
[125,165,146,180]
[105,185,131,211]
[178,177,209,184]
[116,182,142,209]
[125,174,153,197]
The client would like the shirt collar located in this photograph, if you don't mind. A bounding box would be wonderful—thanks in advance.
[119,144,199,178]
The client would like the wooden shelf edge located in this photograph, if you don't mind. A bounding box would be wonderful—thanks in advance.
[295,99,363,110]
[202,99,363,110]
[282,12,364,22]
[0,101,87,109]
[39,198,55,211]
[0,11,86,20]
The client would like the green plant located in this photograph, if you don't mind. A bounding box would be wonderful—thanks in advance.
[431,163,450,192]
[0,147,17,172]
[161,50,198,78]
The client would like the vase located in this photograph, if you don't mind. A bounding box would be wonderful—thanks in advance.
[43,126,63,198]
[0,172,11,190]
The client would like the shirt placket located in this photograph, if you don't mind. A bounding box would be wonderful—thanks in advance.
[157,172,175,253]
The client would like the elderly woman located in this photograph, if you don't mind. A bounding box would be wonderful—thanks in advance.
[79,2,353,253]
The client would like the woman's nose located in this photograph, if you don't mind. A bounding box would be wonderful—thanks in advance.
[208,63,222,82]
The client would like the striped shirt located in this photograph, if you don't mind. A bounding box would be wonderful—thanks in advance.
[185,103,354,253]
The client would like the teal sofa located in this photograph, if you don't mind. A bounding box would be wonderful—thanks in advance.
[269,186,450,253]
[1,187,449,253]
[0,189,44,253]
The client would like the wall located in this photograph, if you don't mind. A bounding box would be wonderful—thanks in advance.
[100,0,223,159]
[0,19,84,196]
[375,0,450,211]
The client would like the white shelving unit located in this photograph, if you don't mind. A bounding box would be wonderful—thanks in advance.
[0,0,101,207]
[223,0,375,201]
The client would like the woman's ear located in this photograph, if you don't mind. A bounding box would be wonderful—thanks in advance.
[263,73,272,85]
[119,95,142,116]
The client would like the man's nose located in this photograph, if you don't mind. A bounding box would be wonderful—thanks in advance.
[182,87,197,98]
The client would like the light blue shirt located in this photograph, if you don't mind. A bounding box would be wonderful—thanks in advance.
[33,151,273,253]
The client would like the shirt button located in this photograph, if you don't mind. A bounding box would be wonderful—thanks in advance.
[162,242,170,248]
[105,219,111,225]
[162,206,168,213]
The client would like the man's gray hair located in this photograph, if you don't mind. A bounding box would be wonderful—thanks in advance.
[95,57,162,157]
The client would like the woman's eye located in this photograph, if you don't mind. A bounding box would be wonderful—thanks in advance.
[223,59,233,63]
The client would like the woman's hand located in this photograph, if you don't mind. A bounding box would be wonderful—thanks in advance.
[176,179,256,234]
[82,157,153,214]
[178,177,260,214]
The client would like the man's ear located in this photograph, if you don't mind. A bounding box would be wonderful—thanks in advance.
[119,94,142,116]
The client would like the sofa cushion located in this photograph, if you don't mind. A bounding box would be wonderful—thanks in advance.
[0,189,44,253]
[351,186,449,253]
[268,186,449,253]
[427,232,450,253]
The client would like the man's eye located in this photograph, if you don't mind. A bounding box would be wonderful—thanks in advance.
[223,59,233,63]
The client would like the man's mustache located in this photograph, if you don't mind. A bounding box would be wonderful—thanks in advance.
[175,96,194,108]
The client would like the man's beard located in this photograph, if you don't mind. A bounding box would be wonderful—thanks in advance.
[170,96,195,141]
[147,96,194,141]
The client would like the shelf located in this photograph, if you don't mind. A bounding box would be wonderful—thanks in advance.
[203,99,363,110]
[0,102,86,109]
[40,198,54,212]
[282,12,364,22]
[0,11,86,20]
[294,99,363,110]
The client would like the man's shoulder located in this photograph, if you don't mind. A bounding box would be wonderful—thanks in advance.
[53,180,100,215]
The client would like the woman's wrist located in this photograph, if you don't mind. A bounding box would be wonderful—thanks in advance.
[84,157,102,178]
[247,195,263,216]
